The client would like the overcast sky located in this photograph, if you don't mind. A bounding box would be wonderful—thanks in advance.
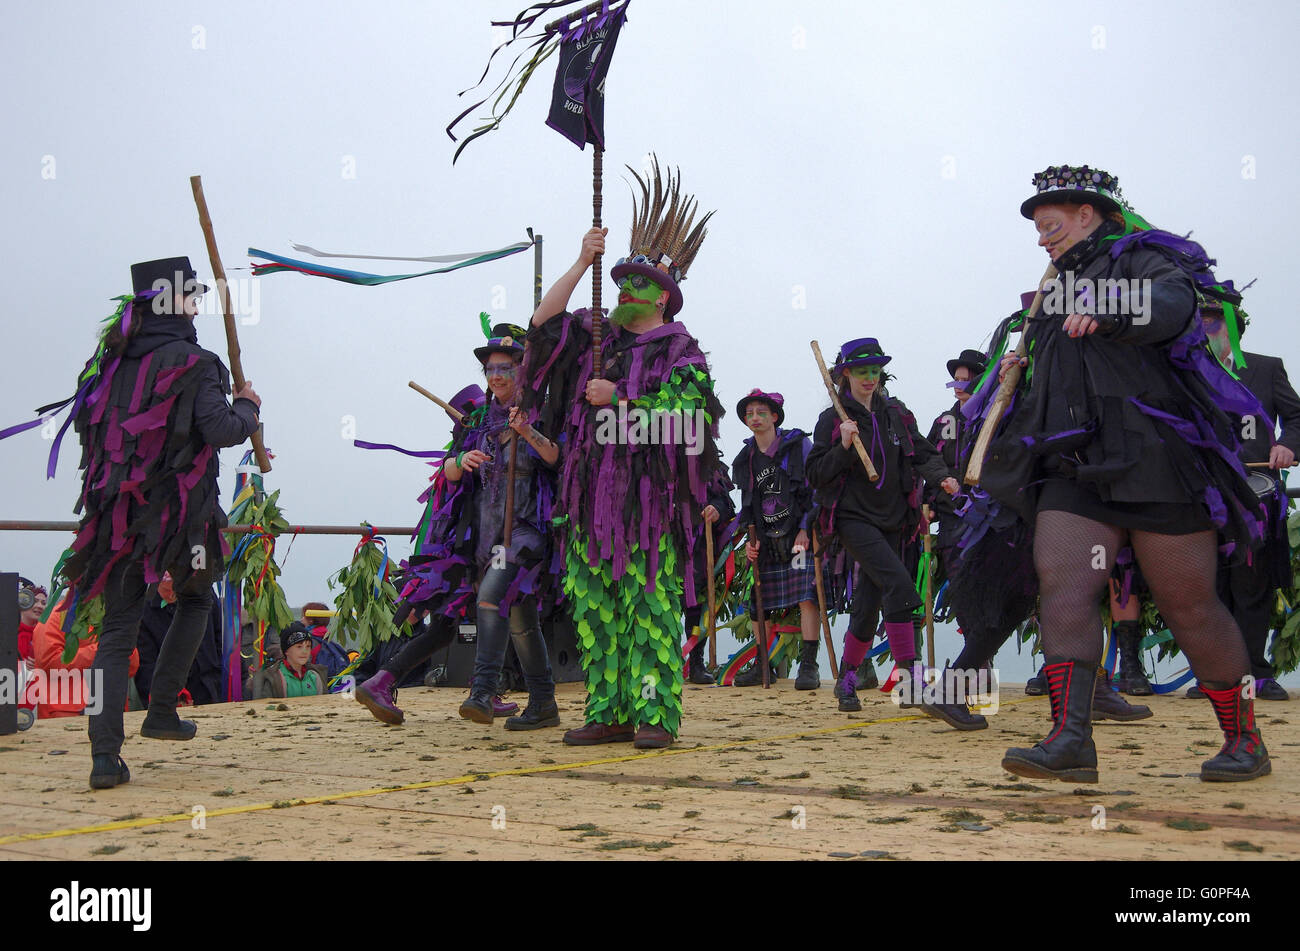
[4,1,1298,682]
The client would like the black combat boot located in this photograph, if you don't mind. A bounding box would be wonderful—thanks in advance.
[1112,622,1153,695]
[1002,658,1099,783]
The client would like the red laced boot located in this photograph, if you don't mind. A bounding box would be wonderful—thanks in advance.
[1200,682,1271,782]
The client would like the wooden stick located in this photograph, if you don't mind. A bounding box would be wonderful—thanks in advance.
[407,381,465,422]
[810,341,878,481]
[190,175,272,472]
[922,504,935,669]
[811,525,839,680]
[705,515,717,669]
[1247,461,1294,469]
[590,147,604,379]
[965,263,1059,485]
[747,525,771,688]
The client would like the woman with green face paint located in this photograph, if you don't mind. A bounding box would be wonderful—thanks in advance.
[805,338,978,729]
[522,160,725,750]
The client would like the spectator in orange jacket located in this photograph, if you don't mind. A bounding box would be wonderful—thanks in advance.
[31,599,139,719]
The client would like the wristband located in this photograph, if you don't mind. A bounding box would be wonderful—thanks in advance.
[456,452,465,469]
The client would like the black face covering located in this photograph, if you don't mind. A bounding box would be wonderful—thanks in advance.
[1052,215,1124,273]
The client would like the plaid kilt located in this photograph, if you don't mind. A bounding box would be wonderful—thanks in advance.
[755,556,817,612]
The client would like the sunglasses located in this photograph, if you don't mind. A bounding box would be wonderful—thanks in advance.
[622,273,655,290]
[483,365,517,378]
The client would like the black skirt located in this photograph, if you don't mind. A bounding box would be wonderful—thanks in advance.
[1039,479,1212,535]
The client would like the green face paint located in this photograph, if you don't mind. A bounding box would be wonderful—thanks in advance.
[847,364,882,381]
[610,273,665,326]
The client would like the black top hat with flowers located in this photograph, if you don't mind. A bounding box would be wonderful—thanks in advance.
[1020,165,1129,220]
[736,388,785,427]
[609,155,713,321]
[129,256,209,300]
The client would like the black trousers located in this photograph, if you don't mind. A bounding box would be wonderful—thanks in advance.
[1217,558,1276,680]
[381,615,456,681]
[837,518,920,638]
[89,560,212,757]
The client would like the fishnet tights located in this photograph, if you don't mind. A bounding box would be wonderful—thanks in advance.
[1034,510,1248,684]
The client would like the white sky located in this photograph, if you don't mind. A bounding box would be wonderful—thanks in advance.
[4,1,1298,681]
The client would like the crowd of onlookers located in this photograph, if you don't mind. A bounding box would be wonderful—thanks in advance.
[11,576,379,731]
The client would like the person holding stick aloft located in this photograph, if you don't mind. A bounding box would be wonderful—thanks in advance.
[731,389,821,689]
[805,339,972,725]
[37,259,260,788]
[986,165,1270,783]
[523,159,725,750]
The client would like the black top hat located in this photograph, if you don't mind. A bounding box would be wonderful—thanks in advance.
[130,257,209,300]
[474,324,527,365]
[946,349,988,379]
[1020,165,1128,220]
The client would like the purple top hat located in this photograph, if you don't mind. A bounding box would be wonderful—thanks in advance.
[446,383,486,421]
[736,388,785,427]
[832,338,891,379]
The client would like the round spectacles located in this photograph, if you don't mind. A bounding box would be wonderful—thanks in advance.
[622,273,654,290]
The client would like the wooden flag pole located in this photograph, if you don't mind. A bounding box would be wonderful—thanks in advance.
[965,263,1058,485]
[705,516,717,669]
[590,147,604,378]
[407,381,465,423]
[811,525,839,680]
[190,175,271,472]
[811,341,878,482]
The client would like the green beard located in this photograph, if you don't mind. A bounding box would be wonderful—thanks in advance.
[609,299,657,326]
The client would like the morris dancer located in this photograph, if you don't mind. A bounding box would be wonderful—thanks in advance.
[1189,294,1299,701]
[989,165,1270,782]
[732,389,821,689]
[65,258,260,788]
[356,382,520,724]
[524,161,724,749]
[805,339,976,726]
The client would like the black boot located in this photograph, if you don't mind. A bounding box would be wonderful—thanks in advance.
[855,657,879,690]
[794,640,820,690]
[921,668,989,731]
[1112,622,1153,695]
[686,633,713,685]
[1024,664,1047,696]
[505,695,561,731]
[734,661,773,687]
[89,754,131,790]
[835,666,861,712]
[1092,668,1152,721]
[140,706,197,741]
[1200,682,1271,782]
[1002,658,1099,783]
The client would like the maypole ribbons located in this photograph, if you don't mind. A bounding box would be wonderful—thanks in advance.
[248,233,535,286]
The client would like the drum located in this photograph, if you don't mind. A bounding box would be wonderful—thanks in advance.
[1246,470,1279,501]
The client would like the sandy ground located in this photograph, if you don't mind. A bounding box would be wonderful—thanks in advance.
[1,680,1295,861]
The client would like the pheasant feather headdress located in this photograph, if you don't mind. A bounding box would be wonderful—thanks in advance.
[610,155,713,319]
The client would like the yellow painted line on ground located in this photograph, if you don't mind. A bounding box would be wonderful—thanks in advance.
[0,695,1042,846]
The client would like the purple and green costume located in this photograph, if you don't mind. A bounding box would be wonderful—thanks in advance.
[523,309,724,736]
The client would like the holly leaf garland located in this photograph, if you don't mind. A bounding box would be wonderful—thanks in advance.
[327,523,407,656]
